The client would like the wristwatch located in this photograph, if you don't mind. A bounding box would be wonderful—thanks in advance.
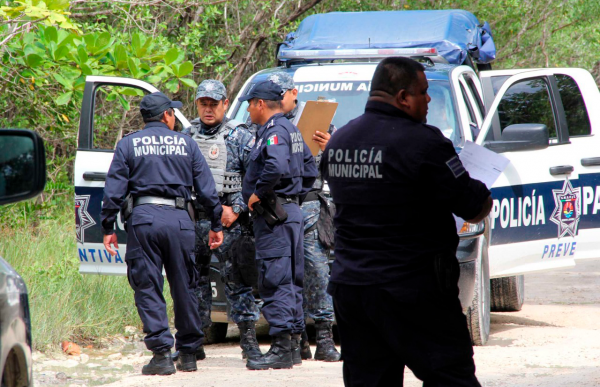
[232,205,243,214]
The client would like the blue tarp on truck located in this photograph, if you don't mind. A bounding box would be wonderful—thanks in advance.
[278,10,496,65]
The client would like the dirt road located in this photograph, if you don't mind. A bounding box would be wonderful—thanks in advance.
[34,260,600,386]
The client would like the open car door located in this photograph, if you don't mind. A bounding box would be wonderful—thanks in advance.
[476,68,600,277]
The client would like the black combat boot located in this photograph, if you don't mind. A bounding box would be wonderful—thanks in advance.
[300,329,312,360]
[291,332,302,365]
[314,321,341,362]
[246,333,293,370]
[171,346,206,362]
[141,351,176,375]
[176,352,198,372]
[237,321,262,360]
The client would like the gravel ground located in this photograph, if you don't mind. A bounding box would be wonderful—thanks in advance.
[34,259,600,387]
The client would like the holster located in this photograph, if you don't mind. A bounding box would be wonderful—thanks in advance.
[120,193,133,231]
[255,191,288,226]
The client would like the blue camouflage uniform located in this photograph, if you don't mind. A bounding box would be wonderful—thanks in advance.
[101,93,223,356]
[182,117,260,327]
[241,99,317,337]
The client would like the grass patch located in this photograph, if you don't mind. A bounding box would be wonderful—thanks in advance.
[0,196,174,351]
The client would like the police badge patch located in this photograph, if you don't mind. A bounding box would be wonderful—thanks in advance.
[549,179,581,238]
[75,194,96,243]
[208,144,220,159]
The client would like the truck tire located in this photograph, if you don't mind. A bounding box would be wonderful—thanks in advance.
[490,275,524,312]
[466,236,490,346]
[204,322,228,344]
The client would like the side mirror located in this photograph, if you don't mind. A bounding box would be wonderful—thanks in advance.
[483,123,549,153]
[0,129,46,205]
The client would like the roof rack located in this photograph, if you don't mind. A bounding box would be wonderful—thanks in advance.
[278,47,447,66]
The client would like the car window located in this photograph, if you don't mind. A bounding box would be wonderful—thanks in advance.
[555,74,591,137]
[497,78,557,140]
[234,79,463,147]
[91,86,184,150]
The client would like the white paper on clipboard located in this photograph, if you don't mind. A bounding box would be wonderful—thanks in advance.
[454,141,510,232]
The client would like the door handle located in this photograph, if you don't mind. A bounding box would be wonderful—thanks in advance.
[549,165,573,176]
[581,157,600,167]
[83,172,107,181]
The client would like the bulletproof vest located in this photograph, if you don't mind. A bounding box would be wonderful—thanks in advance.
[190,119,243,195]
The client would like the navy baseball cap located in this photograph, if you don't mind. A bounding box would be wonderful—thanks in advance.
[140,92,183,118]
[238,80,284,102]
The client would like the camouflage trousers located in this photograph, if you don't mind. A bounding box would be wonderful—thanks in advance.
[195,219,260,328]
[301,200,335,323]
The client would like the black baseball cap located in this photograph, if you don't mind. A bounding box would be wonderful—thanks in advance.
[238,80,284,102]
[140,92,183,118]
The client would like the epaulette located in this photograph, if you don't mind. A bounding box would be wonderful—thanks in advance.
[124,130,139,138]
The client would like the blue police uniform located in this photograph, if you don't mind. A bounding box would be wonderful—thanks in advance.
[101,101,222,360]
[322,100,489,386]
[182,118,260,327]
[243,112,317,336]
[284,102,337,324]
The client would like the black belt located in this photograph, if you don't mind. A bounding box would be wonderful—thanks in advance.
[276,195,299,205]
[134,196,187,210]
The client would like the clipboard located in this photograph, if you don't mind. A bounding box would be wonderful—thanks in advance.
[292,100,338,156]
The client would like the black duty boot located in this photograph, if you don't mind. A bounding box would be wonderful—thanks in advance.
[291,333,302,365]
[314,321,341,362]
[238,321,262,360]
[141,351,176,375]
[300,329,312,360]
[172,346,206,362]
[176,352,198,372]
[246,333,293,370]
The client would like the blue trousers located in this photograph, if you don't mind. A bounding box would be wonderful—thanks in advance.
[125,205,203,354]
[253,203,304,336]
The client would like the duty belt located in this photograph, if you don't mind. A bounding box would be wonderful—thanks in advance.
[134,196,187,210]
[276,195,299,205]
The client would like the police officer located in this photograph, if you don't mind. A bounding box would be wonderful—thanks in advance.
[241,80,317,370]
[101,92,224,375]
[321,57,492,386]
[180,80,262,361]
[266,72,340,362]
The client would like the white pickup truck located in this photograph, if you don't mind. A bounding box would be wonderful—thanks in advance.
[74,10,600,345]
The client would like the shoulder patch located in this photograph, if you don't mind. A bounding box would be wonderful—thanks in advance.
[266,134,279,145]
[247,137,256,148]
[446,156,466,178]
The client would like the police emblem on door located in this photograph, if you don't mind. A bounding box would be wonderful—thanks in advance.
[208,144,220,159]
[550,180,581,238]
[75,194,96,243]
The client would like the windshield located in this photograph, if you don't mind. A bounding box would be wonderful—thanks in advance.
[233,79,461,146]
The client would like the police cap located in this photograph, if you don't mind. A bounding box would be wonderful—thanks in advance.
[267,72,295,91]
[140,92,183,119]
[195,79,227,101]
[238,80,284,102]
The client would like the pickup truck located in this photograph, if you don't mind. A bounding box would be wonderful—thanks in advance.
[74,9,600,346]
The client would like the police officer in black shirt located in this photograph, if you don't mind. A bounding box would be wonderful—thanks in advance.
[241,81,318,370]
[322,57,492,386]
[101,92,224,375]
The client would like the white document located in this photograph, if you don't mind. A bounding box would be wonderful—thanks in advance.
[454,141,510,232]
